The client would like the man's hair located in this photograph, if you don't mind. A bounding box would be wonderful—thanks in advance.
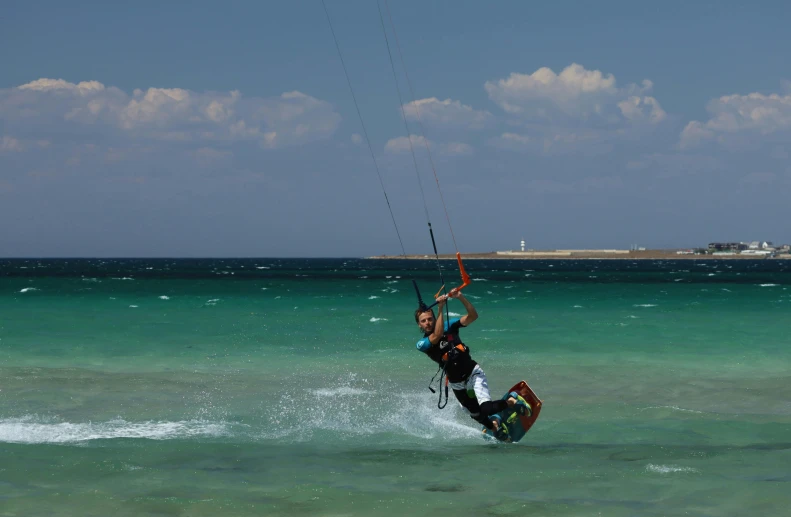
[415,307,434,323]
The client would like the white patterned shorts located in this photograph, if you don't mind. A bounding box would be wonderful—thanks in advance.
[449,365,492,405]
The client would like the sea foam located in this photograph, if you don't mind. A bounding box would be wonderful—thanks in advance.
[0,417,229,444]
[646,464,698,474]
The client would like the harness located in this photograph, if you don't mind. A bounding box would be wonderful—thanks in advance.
[425,332,473,408]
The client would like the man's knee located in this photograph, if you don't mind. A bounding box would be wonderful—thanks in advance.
[479,400,496,416]
[453,389,479,412]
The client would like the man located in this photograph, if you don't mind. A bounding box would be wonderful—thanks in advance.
[415,289,524,440]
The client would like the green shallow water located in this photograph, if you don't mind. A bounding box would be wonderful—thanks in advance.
[1,258,791,515]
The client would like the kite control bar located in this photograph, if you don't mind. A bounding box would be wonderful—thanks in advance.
[413,252,472,311]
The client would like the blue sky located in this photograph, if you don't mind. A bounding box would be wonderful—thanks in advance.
[2,0,790,257]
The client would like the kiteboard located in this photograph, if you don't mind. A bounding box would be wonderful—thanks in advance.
[482,380,542,443]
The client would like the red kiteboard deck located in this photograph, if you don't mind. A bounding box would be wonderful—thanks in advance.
[482,380,542,443]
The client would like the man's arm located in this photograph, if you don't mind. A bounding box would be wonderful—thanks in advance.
[452,290,478,326]
[428,296,448,344]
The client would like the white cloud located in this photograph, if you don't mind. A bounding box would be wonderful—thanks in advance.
[385,134,472,157]
[484,63,665,124]
[618,96,666,123]
[351,133,362,145]
[497,132,531,146]
[680,91,791,148]
[0,136,51,154]
[490,128,615,156]
[1,78,341,149]
[1,136,24,153]
[19,78,106,94]
[403,97,492,129]
[443,142,473,156]
[385,134,427,154]
[678,121,715,149]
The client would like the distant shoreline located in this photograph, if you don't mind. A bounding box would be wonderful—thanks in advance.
[368,250,791,260]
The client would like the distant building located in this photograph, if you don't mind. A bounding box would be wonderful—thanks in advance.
[708,242,746,252]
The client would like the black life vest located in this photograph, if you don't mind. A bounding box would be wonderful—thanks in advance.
[423,331,476,382]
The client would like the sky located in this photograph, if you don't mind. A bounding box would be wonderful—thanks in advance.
[2,0,790,257]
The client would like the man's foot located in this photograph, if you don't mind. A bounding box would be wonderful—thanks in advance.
[507,392,532,417]
[491,418,510,442]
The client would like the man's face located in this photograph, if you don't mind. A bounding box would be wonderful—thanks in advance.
[417,310,435,334]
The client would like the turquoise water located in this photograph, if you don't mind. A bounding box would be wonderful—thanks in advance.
[2,258,791,515]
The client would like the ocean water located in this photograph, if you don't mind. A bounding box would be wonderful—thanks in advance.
[2,258,791,516]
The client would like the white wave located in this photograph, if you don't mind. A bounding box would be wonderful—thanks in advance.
[573,305,584,308]
[0,417,229,444]
[368,295,380,299]
[473,278,488,282]
[369,317,388,322]
[315,387,372,397]
[641,405,703,414]
[448,312,461,317]
[159,296,170,300]
[646,464,698,474]
[19,287,38,293]
[633,304,658,308]
[262,388,483,443]
[256,266,270,269]
[111,277,135,281]
[205,298,220,306]
[81,278,99,282]
[129,305,138,308]
[760,284,779,287]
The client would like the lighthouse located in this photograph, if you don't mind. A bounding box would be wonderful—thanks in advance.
[521,239,525,252]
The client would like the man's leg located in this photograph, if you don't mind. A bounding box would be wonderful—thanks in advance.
[468,365,514,418]
[451,387,494,429]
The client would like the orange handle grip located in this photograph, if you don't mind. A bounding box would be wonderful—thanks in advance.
[452,252,471,292]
